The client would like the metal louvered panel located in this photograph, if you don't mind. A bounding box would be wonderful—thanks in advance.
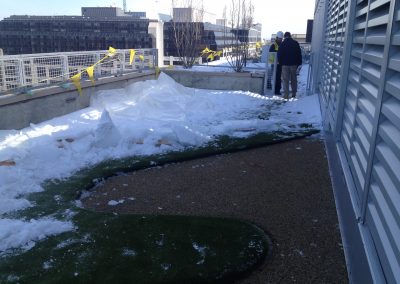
[365,2,400,281]
[313,0,400,281]
[340,0,369,202]
[319,0,348,131]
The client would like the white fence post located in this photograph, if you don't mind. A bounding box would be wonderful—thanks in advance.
[94,53,101,79]
[62,56,69,81]
[121,51,126,74]
[152,49,158,68]
[0,59,5,91]
[18,59,25,90]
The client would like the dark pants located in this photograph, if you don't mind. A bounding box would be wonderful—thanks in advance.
[275,64,282,94]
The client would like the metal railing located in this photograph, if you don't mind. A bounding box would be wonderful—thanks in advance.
[163,56,204,66]
[0,48,158,95]
[263,51,277,94]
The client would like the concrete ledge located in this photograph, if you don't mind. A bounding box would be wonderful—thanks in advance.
[0,71,156,130]
[163,69,265,94]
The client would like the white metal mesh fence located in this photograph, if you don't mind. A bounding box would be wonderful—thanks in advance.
[0,59,23,92]
[0,48,157,94]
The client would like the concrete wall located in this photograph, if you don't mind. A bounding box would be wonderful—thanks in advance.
[163,70,265,94]
[0,72,156,130]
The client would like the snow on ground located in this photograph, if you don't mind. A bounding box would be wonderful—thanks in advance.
[0,65,320,253]
[172,57,266,73]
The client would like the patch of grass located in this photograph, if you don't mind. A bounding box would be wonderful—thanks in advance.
[1,215,269,284]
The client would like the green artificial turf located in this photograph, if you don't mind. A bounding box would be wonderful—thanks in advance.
[0,129,318,283]
[1,214,269,284]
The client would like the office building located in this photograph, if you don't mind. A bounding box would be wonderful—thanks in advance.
[0,8,152,55]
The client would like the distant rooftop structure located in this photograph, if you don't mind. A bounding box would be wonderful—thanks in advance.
[81,7,149,19]
[81,7,126,18]
[216,19,232,27]
[125,11,147,19]
[172,7,216,24]
[252,23,262,32]
[158,13,172,22]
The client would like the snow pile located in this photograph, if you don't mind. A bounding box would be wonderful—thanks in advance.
[0,70,320,253]
[0,218,74,253]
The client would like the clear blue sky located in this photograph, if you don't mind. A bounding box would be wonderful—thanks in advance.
[0,0,316,39]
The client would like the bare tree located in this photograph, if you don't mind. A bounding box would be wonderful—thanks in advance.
[225,0,254,72]
[171,0,204,68]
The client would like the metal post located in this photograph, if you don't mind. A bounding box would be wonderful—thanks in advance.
[30,58,38,87]
[306,52,313,94]
[45,63,50,85]
[18,59,26,90]
[94,53,101,78]
[271,54,277,95]
[263,51,269,95]
[153,48,158,68]
[120,52,126,75]
[62,55,69,81]
[264,51,277,95]
[139,53,143,73]
[0,59,6,91]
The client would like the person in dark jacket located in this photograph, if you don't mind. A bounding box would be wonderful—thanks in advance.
[269,31,283,95]
[277,31,302,99]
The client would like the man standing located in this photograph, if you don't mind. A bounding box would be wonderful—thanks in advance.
[277,32,302,99]
[269,31,283,95]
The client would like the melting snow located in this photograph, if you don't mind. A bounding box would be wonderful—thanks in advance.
[108,200,125,206]
[0,68,320,253]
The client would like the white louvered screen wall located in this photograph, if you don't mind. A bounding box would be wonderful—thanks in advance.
[319,0,349,132]
[340,0,371,204]
[314,0,400,282]
[364,2,400,283]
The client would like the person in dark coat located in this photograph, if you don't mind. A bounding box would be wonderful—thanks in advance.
[277,31,302,99]
[269,31,283,95]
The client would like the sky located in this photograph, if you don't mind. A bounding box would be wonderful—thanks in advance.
[0,0,316,39]
[0,66,321,254]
